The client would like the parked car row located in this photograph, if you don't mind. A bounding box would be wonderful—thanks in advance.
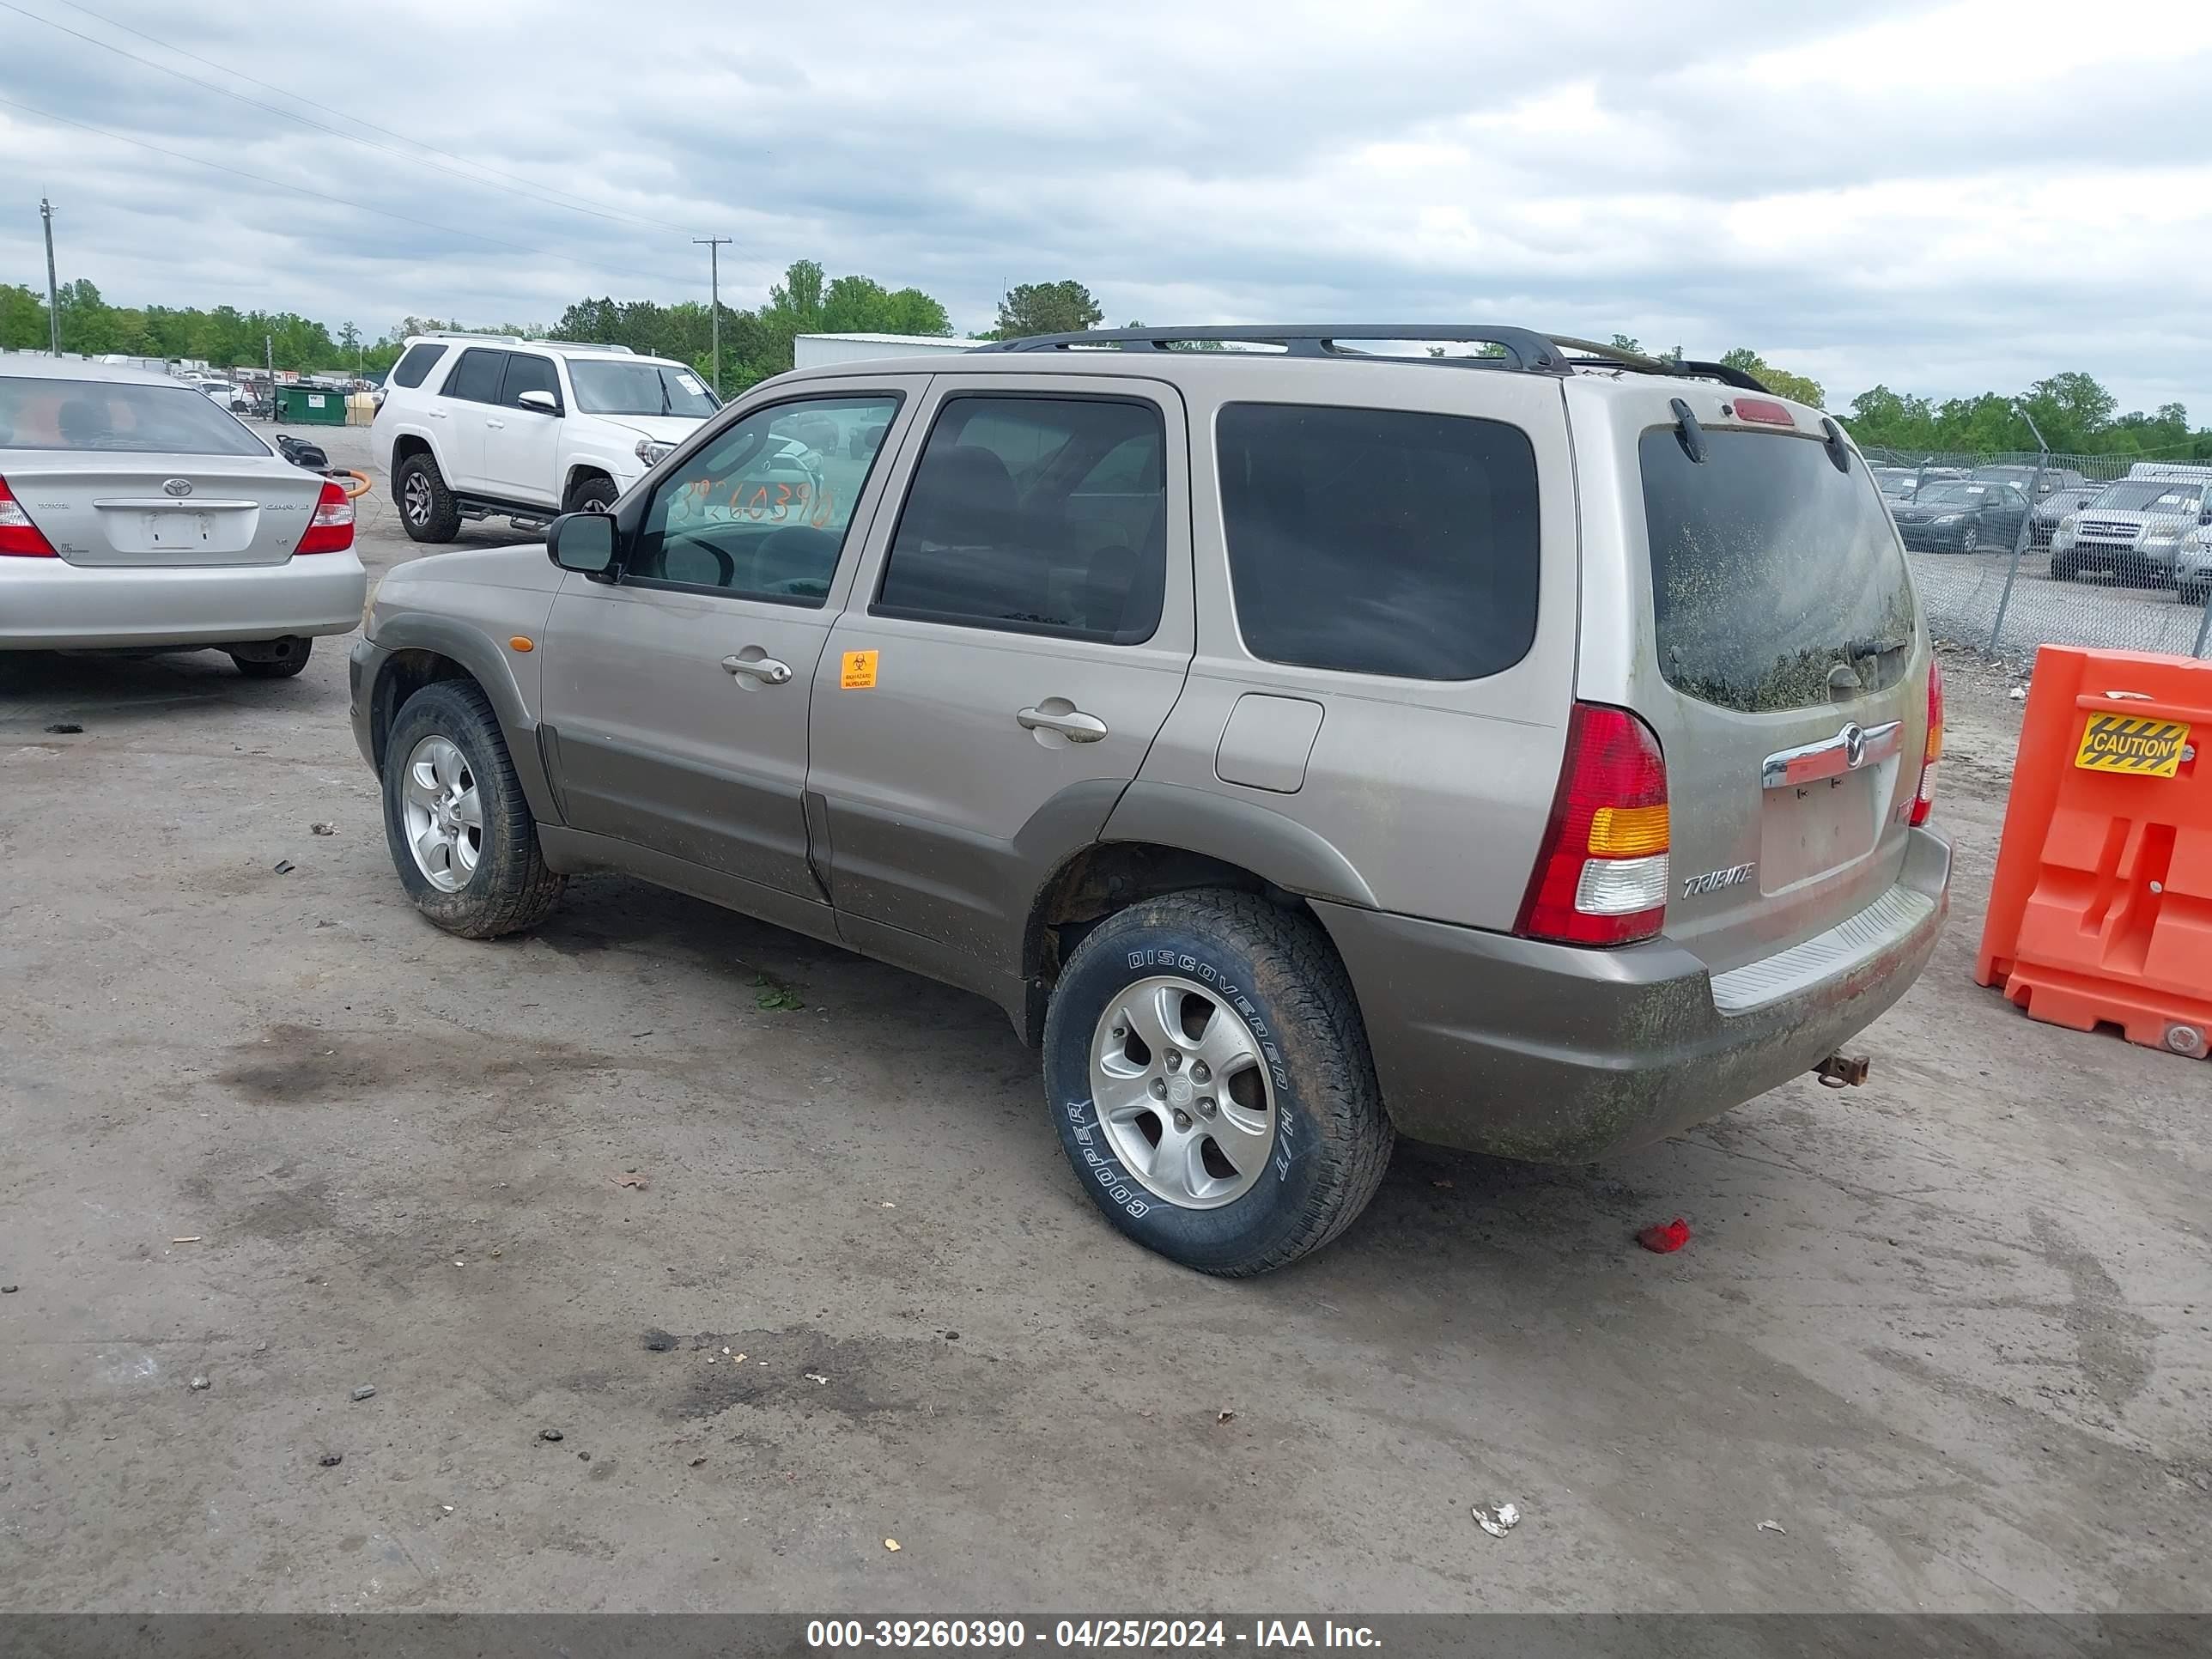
[1881,457,2212,598]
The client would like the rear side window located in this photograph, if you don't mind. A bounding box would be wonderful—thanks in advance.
[390,343,447,390]
[1640,428,1916,713]
[875,395,1167,644]
[441,349,506,404]
[0,376,268,456]
[1216,404,1540,680]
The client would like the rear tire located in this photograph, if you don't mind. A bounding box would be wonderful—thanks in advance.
[1042,890,1394,1276]
[396,452,461,544]
[380,679,562,939]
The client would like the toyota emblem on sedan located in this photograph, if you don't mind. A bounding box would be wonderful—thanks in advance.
[161,478,193,497]
[1843,722,1867,768]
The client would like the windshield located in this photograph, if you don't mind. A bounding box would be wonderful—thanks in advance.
[566,361,718,418]
[2093,480,2206,513]
[1642,428,1915,713]
[0,375,270,455]
[1916,483,1997,507]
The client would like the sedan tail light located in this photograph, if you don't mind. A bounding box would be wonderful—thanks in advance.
[293,478,355,555]
[1516,702,1670,946]
[0,471,59,556]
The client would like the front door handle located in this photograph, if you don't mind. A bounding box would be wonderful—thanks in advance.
[722,653,793,685]
[485,417,506,429]
[1018,704,1109,742]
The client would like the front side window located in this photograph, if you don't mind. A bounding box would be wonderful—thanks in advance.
[874,395,1168,643]
[1216,403,1540,679]
[391,343,447,389]
[0,376,269,456]
[501,353,561,410]
[442,349,506,404]
[568,361,717,417]
[629,395,899,604]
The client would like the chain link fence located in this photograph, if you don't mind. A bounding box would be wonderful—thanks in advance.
[1862,446,2212,665]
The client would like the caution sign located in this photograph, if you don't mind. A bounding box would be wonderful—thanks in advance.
[840,649,878,690]
[2074,715,2190,777]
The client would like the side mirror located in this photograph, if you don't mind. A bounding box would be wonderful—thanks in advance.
[517,389,559,415]
[546,510,618,578]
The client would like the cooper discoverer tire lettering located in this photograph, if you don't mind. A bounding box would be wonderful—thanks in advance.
[1042,889,1393,1276]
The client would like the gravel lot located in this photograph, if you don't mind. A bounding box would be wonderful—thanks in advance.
[2,426,2207,1614]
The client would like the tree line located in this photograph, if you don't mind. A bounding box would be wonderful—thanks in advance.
[4,267,2204,459]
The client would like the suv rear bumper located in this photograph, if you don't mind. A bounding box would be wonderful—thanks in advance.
[1316,827,1951,1163]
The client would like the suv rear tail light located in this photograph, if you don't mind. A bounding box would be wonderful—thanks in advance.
[0,472,58,556]
[1516,702,1670,946]
[294,478,355,555]
[1911,659,1944,826]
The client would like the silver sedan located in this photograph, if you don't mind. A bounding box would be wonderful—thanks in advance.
[0,357,367,678]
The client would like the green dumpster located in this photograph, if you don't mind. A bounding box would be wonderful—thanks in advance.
[276,384,348,425]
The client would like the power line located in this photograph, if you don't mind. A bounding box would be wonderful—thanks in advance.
[3,0,699,238]
[0,92,684,289]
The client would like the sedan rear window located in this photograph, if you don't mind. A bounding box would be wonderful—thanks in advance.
[0,376,270,456]
[1640,428,1915,713]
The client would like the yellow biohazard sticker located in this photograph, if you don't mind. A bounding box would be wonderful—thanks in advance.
[2075,715,2189,777]
[840,649,878,690]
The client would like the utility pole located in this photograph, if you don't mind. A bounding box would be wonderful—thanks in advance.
[40,197,62,356]
[693,235,731,397]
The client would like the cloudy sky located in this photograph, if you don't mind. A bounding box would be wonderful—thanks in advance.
[3,0,2209,415]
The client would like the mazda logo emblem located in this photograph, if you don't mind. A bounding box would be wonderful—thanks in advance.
[161,478,193,497]
[1842,722,1867,769]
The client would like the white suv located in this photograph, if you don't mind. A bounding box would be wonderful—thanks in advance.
[373,336,721,540]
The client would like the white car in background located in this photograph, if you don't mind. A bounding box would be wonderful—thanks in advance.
[372,334,725,538]
[0,357,366,678]
[190,377,248,412]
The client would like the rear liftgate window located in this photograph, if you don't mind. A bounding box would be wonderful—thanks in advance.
[1640,427,1917,713]
[1217,404,1540,680]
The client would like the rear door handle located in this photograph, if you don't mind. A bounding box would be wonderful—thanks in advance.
[722,653,793,685]
[1018,705,1109,742]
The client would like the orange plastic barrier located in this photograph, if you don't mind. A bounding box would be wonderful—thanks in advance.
[1976,646,2212,1058]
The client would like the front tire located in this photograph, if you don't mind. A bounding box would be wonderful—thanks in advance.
[2051,554,2080,580]
[1042,890,1394,1276]
[395,452,461,544]
[380,679,562,939]
[567,473,620,514]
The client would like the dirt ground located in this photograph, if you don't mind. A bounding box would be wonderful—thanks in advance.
[2,428,2206,1615]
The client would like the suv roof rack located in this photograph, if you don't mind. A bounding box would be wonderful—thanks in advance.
[406,332,635,356]
[1548,336,1771,393]
[981,325,1775,392]
[982,325,1576,374]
